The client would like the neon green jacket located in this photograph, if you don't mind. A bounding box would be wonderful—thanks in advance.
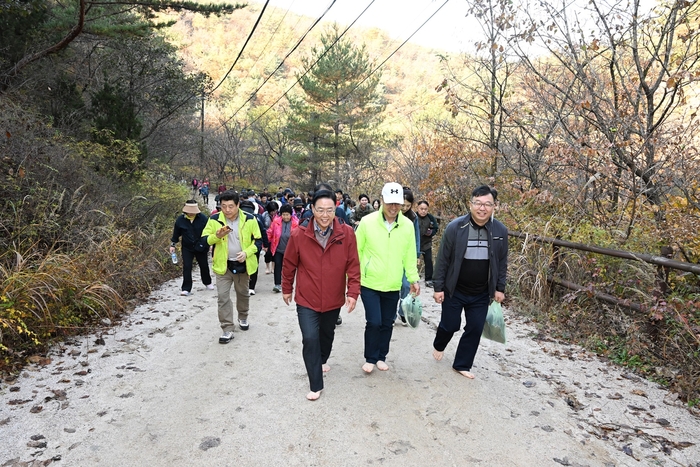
[355,210,420,292]
[202,212,261,276]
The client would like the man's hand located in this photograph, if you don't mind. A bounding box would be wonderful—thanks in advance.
[169,246,175,254]
[235,251,247,263]
[433,291,444,304]
[494,291,505,303]
[344,297,357,313]
[410,282,420,296]
[283,293,292,305]
[216,226,229,238]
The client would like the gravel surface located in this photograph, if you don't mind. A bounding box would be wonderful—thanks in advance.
[2,266,699,467]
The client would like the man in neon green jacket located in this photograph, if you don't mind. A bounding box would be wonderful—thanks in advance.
[355,183,420,373]
[202,190,262,344]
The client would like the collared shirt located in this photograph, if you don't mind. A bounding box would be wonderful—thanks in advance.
[313,220,333,249]
[226,215,242,259]
[381,212,397,232]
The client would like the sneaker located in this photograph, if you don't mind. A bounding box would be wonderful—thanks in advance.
[249,289,256,295]
[425,281,433,288]
[206,284,215,290]
[218,331,234,344]
[180,290,191,296]
[238,319,249,331]
[336,316,342,326]
[273,285,281,293]
[399,314,407,326]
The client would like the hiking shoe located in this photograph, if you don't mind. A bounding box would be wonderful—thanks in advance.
[425,281,433,288]
[249,289,256,295]
[219,331,234,344]
[206,284,215,290]
[273,285,281,293]
[180,290,191,296]
[238,319,249,331]
[336,316,342,326]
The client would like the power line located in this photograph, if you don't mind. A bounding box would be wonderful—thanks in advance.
[242,0,296,79]
[242,0,378,130]
[210,0,271,94]
[339,0,451,103]
[222,0,339,127]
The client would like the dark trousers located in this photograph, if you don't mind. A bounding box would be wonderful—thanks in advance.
[421,248,434,281]
[297,306,341,392]
[181,248,212,292]
[433,290,489,371]
[361,286,399,364]
[249,251,262,290]
[273,250,285,286]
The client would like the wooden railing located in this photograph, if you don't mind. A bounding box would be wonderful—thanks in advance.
[508,231,700,312]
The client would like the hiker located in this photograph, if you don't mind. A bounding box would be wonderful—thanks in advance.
[170,200,213,296]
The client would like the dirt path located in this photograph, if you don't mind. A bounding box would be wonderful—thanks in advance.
[2,261,699,466]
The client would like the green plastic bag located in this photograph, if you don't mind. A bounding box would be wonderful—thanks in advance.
[400,294,423,328]
[482,301,506,344]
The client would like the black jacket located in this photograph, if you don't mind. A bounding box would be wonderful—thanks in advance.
[433,214,508,299]
[171,213,209,251]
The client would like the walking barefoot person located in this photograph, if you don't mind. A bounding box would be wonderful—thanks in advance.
[282,190,361,400]
[432,185,508,378]
[355,183,420,374]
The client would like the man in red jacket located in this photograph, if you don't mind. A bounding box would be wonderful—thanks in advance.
[282,189,361,401]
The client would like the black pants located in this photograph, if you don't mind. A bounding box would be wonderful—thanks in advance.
[297,306,341,392]
[433,290,489,371]
[273,250,285,286]
[249,251,262,290]
[181,248,212,292]
[421,248,434,281]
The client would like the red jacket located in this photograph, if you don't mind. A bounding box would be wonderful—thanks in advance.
[282,218,361,312]
[267,216,299,255]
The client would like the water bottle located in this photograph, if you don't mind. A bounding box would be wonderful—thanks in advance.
[171,252,178,264]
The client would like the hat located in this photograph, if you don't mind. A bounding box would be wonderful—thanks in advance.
[381,182,404,204]
[239,200,255,213]
[293,197,303,207]
[182,201,200,215]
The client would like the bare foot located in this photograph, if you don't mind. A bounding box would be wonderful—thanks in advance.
[362,362,375,373]
[306,390,322,401]
[322,364,331,373]
[454,369,475,379]
[433,349,444,361]
[376,361,389,371]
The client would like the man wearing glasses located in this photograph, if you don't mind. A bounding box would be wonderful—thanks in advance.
[282,190,361,400]
[432,185,508,379]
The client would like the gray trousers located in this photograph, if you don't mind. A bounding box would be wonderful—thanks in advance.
[216,269,250,332]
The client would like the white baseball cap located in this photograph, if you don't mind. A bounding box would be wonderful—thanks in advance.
[381,182,404,204]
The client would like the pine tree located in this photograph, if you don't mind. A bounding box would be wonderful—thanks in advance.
[286,25,385,187]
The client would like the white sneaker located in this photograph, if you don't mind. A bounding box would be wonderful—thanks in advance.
[249,289,256,295]
[218,331,234,344]
[180,290,191,296]
[206,284,215,290]
[238,319,249,331]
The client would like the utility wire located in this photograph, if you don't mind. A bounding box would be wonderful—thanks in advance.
[222,0,338,127]
[210,0,271,94]
[242,0,377,130]
[339,0,451,103]
[243,0,296,77]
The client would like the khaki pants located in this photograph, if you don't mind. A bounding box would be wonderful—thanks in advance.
[216,270,250,332]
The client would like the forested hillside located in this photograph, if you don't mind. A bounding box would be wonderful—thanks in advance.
[2,0,700,404]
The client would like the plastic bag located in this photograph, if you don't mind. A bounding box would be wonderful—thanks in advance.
[482,301,506,344]
[400,294,423,328]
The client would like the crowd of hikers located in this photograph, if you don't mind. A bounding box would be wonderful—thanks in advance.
[170,180,507,401]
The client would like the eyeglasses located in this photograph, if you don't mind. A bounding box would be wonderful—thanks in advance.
[314,208,335,215]
[471,201,495,209]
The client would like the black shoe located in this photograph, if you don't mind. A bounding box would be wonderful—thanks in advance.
[336,316,342,326]
[399,314,407,326]
[426,281,433,288]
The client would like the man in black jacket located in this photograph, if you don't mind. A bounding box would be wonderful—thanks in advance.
[169,200,214,296]
[432,185,508,378]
